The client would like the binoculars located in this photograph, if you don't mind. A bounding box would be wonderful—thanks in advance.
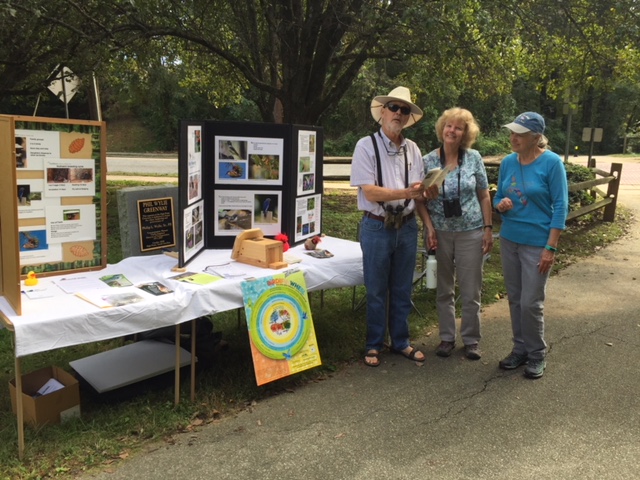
[442,197,462,218]
[384,204,405,229]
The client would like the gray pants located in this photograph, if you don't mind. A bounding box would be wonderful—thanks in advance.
[435,228,484,346]
[500,237,550,360]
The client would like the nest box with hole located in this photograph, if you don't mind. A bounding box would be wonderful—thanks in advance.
[231,228,288,269]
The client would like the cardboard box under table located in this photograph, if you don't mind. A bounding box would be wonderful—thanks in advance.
[9,366,80,426]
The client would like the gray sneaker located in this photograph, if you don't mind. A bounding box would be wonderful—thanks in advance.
[498,351,528,370]
[436,341,455,357]
[524,359,546,379]
[464,343,481,360]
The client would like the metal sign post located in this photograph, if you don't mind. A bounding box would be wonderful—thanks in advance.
[582,127,603,167]
[46,65,80,118]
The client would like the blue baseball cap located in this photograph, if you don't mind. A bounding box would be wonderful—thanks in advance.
[504,112,545,134]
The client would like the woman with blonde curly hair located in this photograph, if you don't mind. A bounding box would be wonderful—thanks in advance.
[422,107,494,360]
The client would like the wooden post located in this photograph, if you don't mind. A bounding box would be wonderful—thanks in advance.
[603,163,623,222]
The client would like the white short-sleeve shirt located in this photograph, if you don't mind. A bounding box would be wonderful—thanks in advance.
[350,130,424,216]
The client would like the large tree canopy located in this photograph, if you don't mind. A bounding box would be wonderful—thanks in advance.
[2,0,640,140]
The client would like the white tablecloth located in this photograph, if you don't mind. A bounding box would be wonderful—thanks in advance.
[0,236,363,357]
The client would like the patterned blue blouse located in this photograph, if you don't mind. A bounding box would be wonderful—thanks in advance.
[422,148,489,232]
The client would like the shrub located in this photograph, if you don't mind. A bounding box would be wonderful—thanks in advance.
[565,162,596,208]
[324,133,362,156]
[475,133,510,156]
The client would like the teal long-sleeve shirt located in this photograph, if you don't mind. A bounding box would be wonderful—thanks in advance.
[493,150,568,246]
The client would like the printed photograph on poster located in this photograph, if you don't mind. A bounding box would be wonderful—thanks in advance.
[15,129,61,170]
[299,155,312,173]
[15,136,27,168]
[217,208,252,232]
[299,172,316,194]
[219,139,246,160]
[46,204,97,243]
[219,161,247,180]
[44,159,96,197]
[294,194,322,242]
[182,200,205,262]
[19,226,63,265]
[214,190,282,236]
[187,126,202,204]
[215,136,284,186]
[297,130,317,195]
[248,154,280,181]
[17,179,59,219]
[188,172,201,202]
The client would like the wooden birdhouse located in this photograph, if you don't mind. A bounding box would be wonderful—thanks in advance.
[231,229,288,269]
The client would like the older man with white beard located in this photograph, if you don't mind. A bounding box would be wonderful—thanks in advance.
[350,86,437,368]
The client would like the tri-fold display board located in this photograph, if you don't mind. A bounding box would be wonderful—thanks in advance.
[178,121,323,267]
[0,115,107,314]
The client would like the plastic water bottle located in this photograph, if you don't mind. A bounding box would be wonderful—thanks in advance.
[426,250,437,289]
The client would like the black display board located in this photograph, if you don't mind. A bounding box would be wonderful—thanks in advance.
[177,121,323,267]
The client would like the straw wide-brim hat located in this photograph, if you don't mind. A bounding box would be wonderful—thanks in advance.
[370,86,423,128]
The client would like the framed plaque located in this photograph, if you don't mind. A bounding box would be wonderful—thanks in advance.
[137,197,176,252]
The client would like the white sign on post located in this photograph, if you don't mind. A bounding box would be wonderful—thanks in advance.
[47,65,80,104]
[582,127,603,143]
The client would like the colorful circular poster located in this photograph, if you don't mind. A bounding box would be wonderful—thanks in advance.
[248,286,310,360]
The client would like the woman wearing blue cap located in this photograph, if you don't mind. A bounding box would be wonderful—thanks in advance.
[494,112,568,379]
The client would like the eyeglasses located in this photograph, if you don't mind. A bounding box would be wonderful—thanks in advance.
[382,142,406,157]
[385,103,412,115]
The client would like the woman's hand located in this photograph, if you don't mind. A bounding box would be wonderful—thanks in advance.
[426,228,438,251]
[482,229,493,255]
[538,249,555,274]
[496,198,513,212]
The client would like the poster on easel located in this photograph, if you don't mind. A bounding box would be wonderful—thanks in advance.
[241,269,321,386]
[0,115,107,315]
[13,120,105,274]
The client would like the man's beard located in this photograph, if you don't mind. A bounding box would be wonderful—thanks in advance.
[385,121,403,136]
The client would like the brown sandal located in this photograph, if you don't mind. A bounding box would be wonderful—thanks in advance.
[364,351,380,367]
[392,345,425,362]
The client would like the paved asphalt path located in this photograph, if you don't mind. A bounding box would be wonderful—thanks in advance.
[84,172,640,478]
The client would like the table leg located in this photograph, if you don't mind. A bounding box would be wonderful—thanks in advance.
[15,355,24,460]
[174,323,180,405]
[190,318,196,401]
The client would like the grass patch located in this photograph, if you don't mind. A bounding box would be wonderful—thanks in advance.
[0,184,634,478]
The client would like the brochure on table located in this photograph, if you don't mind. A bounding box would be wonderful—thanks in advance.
[0,115,107,315]
[177,121,323,267]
